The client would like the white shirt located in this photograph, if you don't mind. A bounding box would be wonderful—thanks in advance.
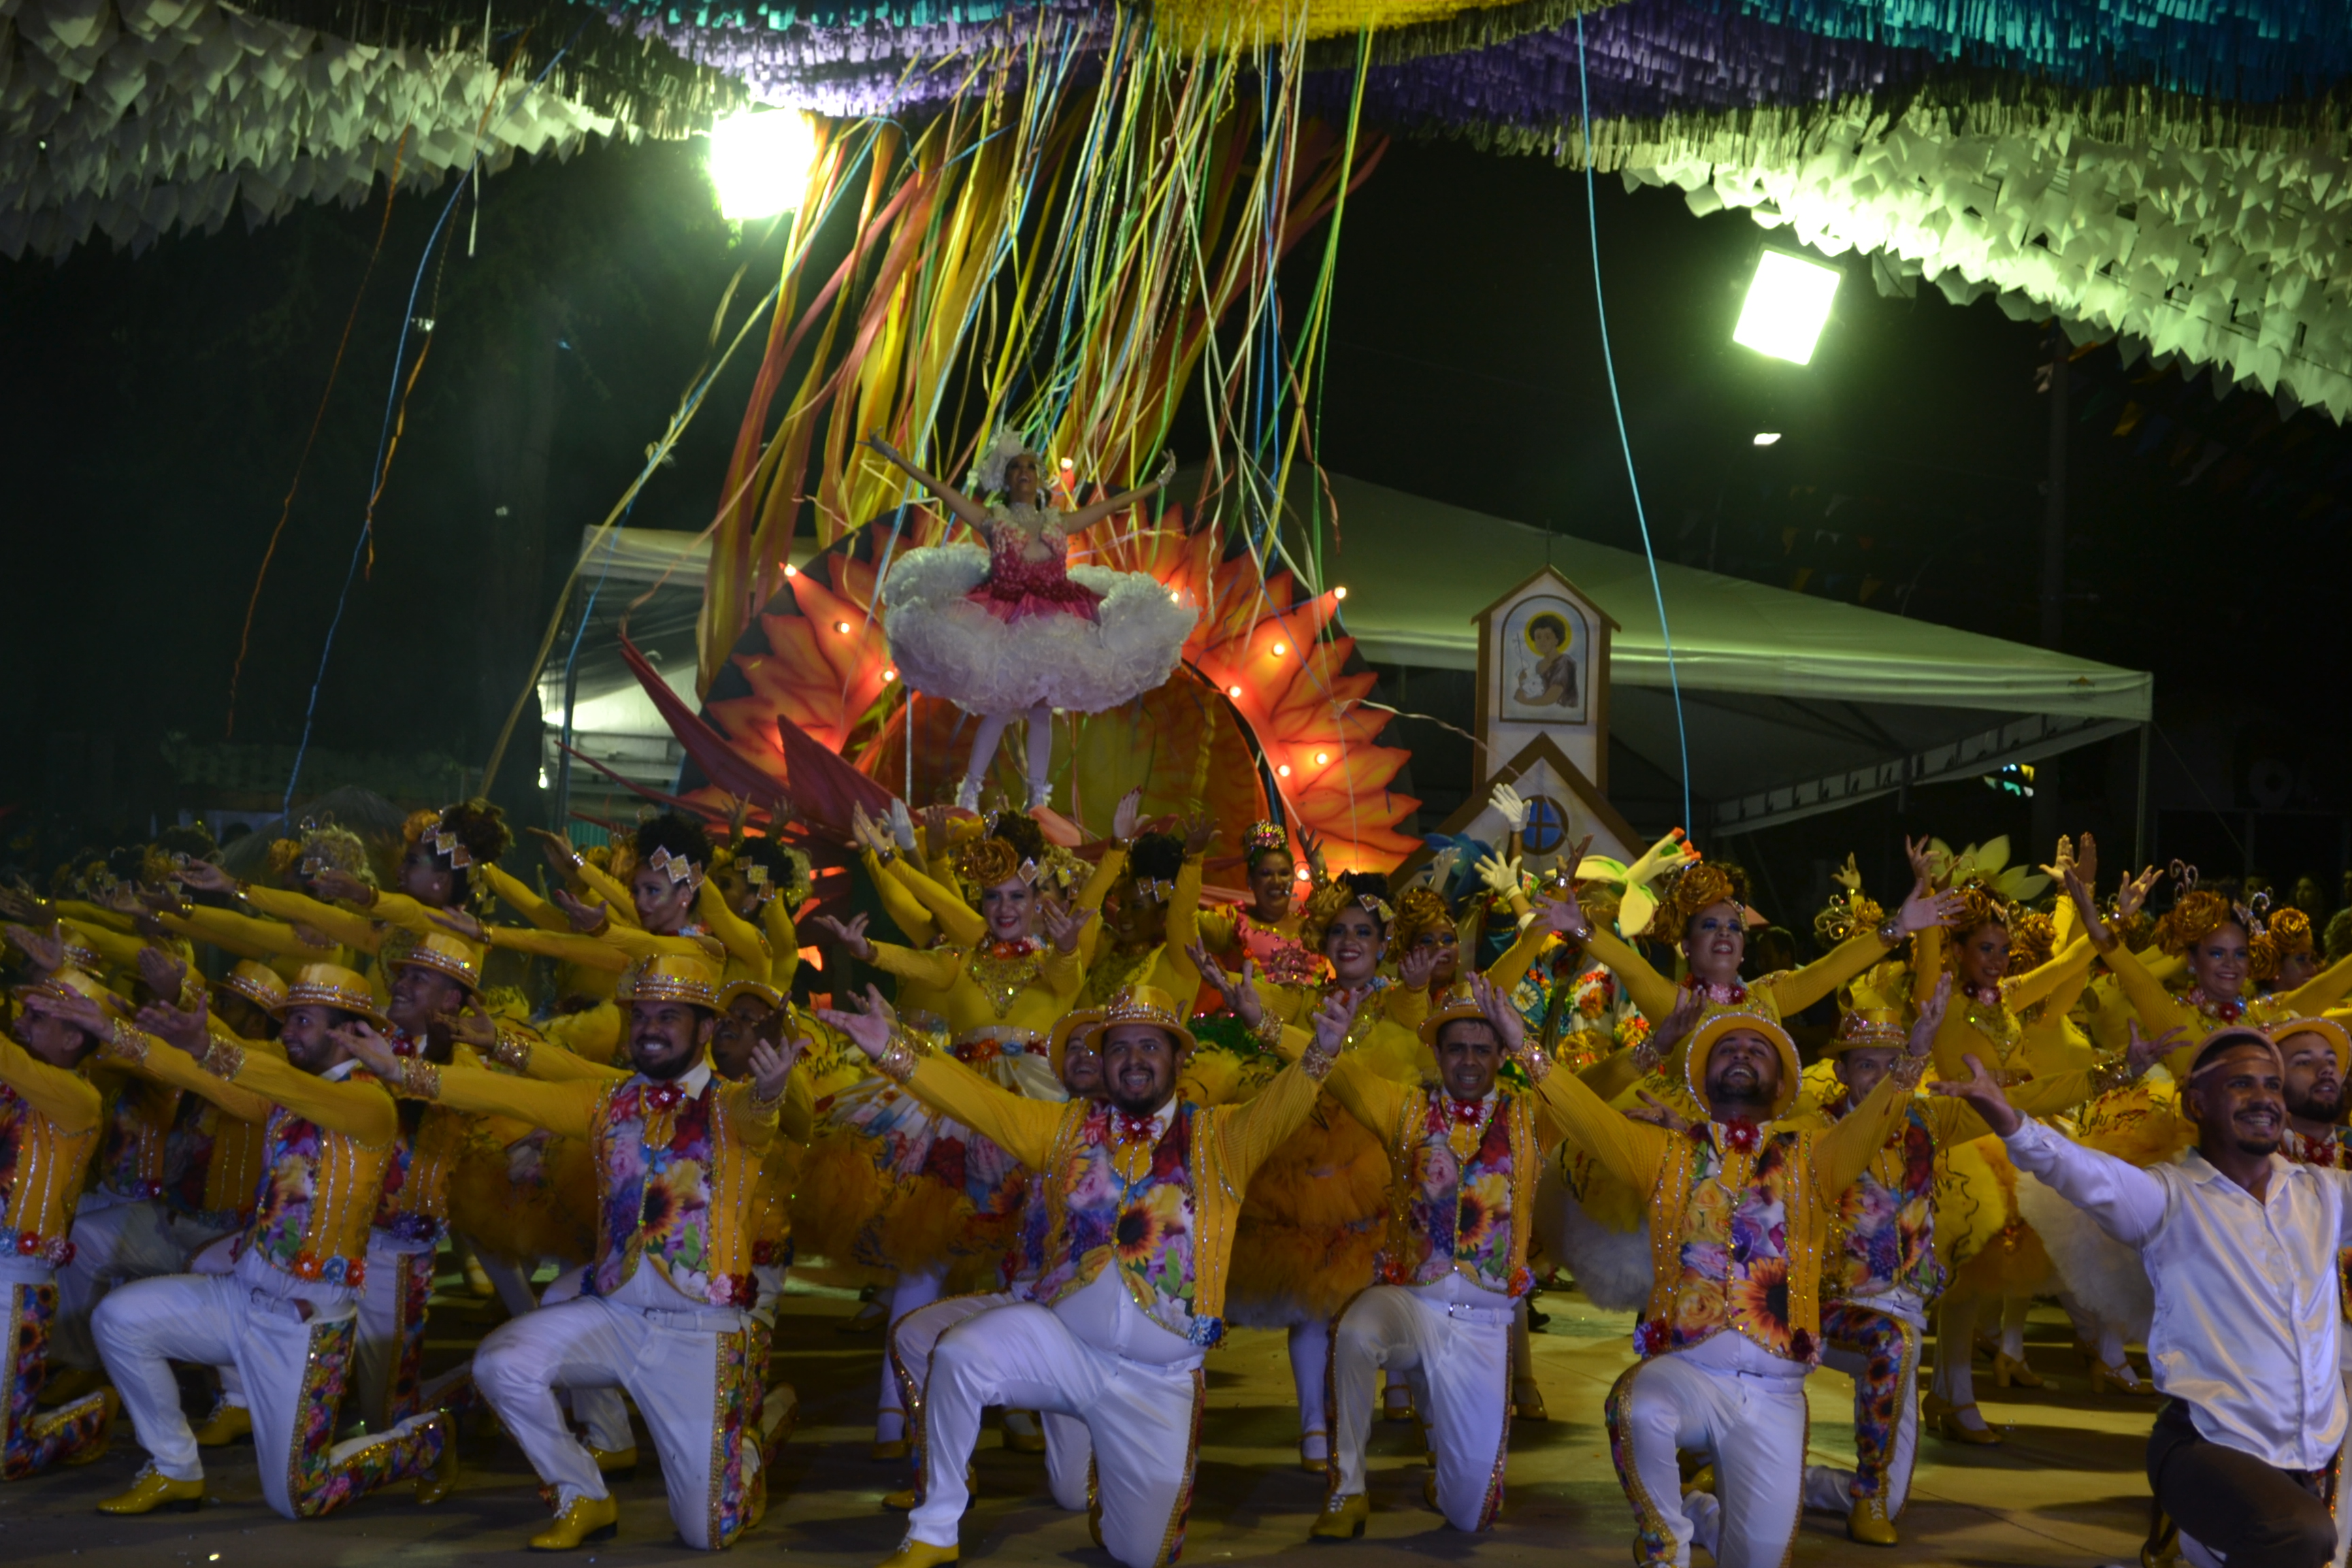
[2005,1117,2352,1469]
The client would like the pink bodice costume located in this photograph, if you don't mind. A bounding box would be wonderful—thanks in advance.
[965,505,1102,625]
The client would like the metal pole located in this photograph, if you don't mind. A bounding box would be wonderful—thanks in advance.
[2134,720,2151,868]
[2033,348,2068,851]
[553,574,581,834]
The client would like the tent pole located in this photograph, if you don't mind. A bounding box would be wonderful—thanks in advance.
[2133,721,2151,868]
[554,574,581,834]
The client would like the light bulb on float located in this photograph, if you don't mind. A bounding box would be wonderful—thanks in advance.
[1732,249,1840,365]
[707,108,818,223]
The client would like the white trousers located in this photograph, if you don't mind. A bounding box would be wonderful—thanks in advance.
[353,1233,438,1432]
[909,1302,1202,1568]
[472,1292,767,1549]
[94,1263,444,1519]
[890,1290,1091,1511]
[536,1265,636,1452]
[1607,1352,1808,1568]
[54,1198,192,1369]
[1331,1281,1512,1530]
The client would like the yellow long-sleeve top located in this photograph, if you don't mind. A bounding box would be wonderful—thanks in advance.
[161,902,353,982]
[883,847,1123,965]
[59,915,197,983]
[240,884,489,977]
[372,1040,490,1243]
[1583,922,1900,1031]
[1081,854,1207,1008]
[480,918,726,976]
[1179,979,1432,1108]
[1526,1046,1916,1365]
[868,939,1083,1043]
[1911,925,2097,1081]
[389,1058,781,1309]
[1320,1049,1571,1298]
[695,881,802,992]
[880,1038,1335,1343]
[0,1036,102,1259]
[2102,937,2352,1076]
[862,849,941,950]
[480,863,618,1002]
[103,1032,395,1292]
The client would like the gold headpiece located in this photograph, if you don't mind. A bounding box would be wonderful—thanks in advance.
[954,837,1022,892]
[1076,985,1197,1057]
[276,962,388,1028]
[2155,886,2243,957]
[215,960,290,1013]
[1648,861,1742,945]
[390,930,484,995]
[1813,892,1884,948]
[645,846,699,887]
[1388,887,1453,958]
[616,953,719,1010]
[2251,908,2315,983]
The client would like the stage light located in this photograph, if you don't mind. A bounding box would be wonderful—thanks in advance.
[708,108,817,222]
[783,564,798,577]
[1227,685,1243,699]
[1752,432,1782,446]
[1733,250,1840,365]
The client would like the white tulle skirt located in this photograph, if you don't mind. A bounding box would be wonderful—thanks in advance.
[881,543,1196,717]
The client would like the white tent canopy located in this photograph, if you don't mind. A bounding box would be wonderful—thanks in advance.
[1315,475,2151,834]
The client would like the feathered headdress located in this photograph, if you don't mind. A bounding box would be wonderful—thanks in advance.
[1921,836,2050,905]
[2251,908,2315,983]
[969,429,1041,496]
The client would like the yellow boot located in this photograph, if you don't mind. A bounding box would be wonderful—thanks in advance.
[191,1399,252,1448]
[528,1492,619,1550]
[1847,1493,1899,1546]
[874,1543,959,1568]
[1309,1491,1369,1541]
[38,1365,103,1409]
[414,1416,459,1505]
[97,1465,205,1515]
[1921,1390,2003,1446]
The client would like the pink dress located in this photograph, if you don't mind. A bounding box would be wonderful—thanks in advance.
[964,509,1103,624]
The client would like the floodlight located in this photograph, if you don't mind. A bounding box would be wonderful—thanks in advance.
[708,109,817,222]
[1752,432,1782,446]
[1732,250,1840,366]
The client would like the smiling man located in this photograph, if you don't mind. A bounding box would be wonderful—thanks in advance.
[821,981,1357,1568]
[1940,1026,2352,1568]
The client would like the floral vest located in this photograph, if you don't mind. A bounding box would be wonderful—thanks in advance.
[240,1094,393,1289]
[370,1032,471,1243]
[95,1074,182,1200]
[1634,1121,1827,1365]
[1374,1088,1538,1298]
[0,1081,101,1264]
[1034,1101,1221,1344]
[1821,1097,1942,1306]
[587,1077,759,1309]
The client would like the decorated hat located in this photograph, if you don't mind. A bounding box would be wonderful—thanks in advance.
[1822,979,1909,1058]
[717,977,785,1014]
[1417,982,1501,1049]
[2187,1024,2281,1080]
[12,965,122,1019]
[1684,1010,1803,1119]
[214,960,290,1013]
[2268,1016,2351,1078]
[1047,1006,1107,1079]
[388,930,483,996]
[276,962,389,1028]
[617,953,719,1011]
[1077,985,1196,1058]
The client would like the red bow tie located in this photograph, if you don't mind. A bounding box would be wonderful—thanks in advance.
[1448,1098,1484,1126]
[642,1082,689,1112]
[1113,1112,1159,1144]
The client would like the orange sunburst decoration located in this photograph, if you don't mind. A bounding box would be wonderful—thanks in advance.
[673,504,1416,873]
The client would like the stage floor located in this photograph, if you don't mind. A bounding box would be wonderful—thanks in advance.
[0,1279,2155,1566]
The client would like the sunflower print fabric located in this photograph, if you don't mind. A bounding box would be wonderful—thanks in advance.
[1379,1094,1520,1294]
[1824,1100,1942,1305]
[1035,1103,1200,1338]
[1639,1127,1812,1363]
[589,1080,755,1309]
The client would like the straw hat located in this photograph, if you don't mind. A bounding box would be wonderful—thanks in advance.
[1684,1010,1803,1118]
[1417,983,1501,1049]
[1076,985,1196,1057]
[2268,1016,2351,1077]
[276,963,389,1029]
[616,953,719,1011]
[214,960,290,1013]
[1047,1007,1107,1079]
[717,978,785,1014]
[387,930,483,996]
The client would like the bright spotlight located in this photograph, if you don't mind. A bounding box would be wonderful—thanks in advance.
[1732,250,1840,366]
[1752,432,1782,446]
[708,109,817,223]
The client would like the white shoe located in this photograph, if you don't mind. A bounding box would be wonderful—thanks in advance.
[954,776,981,811]
[1024,775,1052,812]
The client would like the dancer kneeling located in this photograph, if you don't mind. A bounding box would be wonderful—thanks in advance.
[344,955,800,1552]
[819,981,1360,1568]
[1938,1028,2352,1568]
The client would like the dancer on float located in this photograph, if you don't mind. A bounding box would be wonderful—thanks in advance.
[874,1005,1111,1519]
[1940,1026,2352,1568]
[345,955,800,1550]
[41,964,454,1520]
[1793,975,2164,1543]
[1182,872,1441,1471]
[866,431,1192,811]
[817,979,1360,1568]
[1194,820,1328,993]
[1492,945,1932,1567]
[808,811,1094,1458]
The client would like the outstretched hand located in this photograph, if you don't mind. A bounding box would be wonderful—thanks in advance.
[1307,985,1365,1058]
[1039,896,1092,956]
[2061,867,2112,950]
[1625,1091,1693,1133]
[1396,941,1442,992]
[1467,972,1527,1056]
[312,867,372,906]
[1111,787,1143,843]
[747,1036,800,1103]
[813,983,897,1059]
[1930,1053,2022,1137]
[2116,862,2165,922]
[135,943,189,1006]
[1909,974,1951,1058]
[429,906,490,943]
[1188,944,1264,1029]
[813,911,875,961]
[2126,1022,2185,1078]
[135,992,209,1056]
[1640,985,1706,1073]
[5,921,63,975]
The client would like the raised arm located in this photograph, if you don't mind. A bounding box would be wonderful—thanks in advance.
[763,898,801,992]
[480,862,574,933]
[885,860,988,949]
[163,902,337,964]
[352,1032,603,1142]
[2064,869,2195,1053]
[864,435,991,529]
[1479,973,1669,1194]
[1217,989,1350,1183]
[1060,456,1174,534]
[1318,1047,1411,1143]
[698,879,772,977]
[1074,838,1130,968]
[1770,879,1959,1017]
[820,987,1061,1166]
[2282,946,2352,1017]
[0,1035,101,1133]
[238,884,382,953]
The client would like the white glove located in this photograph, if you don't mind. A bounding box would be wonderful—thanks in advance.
[887,799,917,855]
[1475,851,1524,897]
[1488,781,1530,834]
[1424,847,1461,892]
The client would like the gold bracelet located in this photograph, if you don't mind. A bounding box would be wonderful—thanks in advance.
[2088,1058,2135,1097]
[491,1026,534,1074]
[1516,1046,1552,1085]
[1251,1010,1284,1049]
[875,1034,919,1085]
[397,1056,443,1100]
[199,1038,246,1081]
[1889,1053,1929,1091]
[103,1017,149,1064]
[1298,1036,1339,1080]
